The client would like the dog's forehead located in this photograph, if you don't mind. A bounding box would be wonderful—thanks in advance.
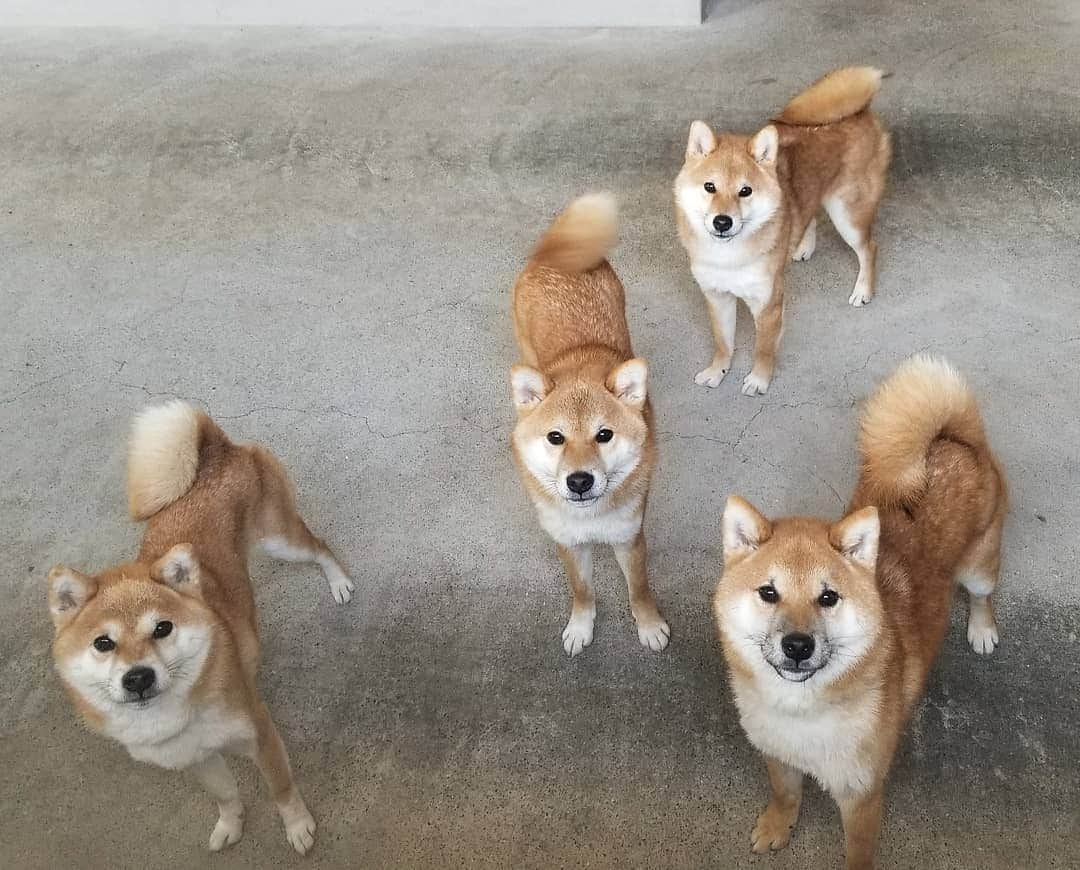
[96,579,169,621]
[554,382,617,421]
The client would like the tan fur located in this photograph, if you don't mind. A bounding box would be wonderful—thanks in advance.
[48,403,355,854]
[674,66,892,396]
[777,66,883,126]
[510,194,669,655]
[713,357,1006,869]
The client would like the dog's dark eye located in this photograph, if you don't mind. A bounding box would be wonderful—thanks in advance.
[704,182,716,194]
[818,590,840,608]
[546,431,565,445]
[152,620,174,639]
[595,428,614,443]
[93,636,115,653]
[757,585,779,604]
[738,185,752,197]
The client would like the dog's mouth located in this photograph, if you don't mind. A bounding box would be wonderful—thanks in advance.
[708,229,742,241]
[120,689,162,706]
[771,662,824,683]
[565,494,602,507]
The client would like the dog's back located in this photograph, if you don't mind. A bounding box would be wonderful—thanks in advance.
[512,193,632,369]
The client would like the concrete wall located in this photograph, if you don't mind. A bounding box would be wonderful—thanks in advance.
[0,1,704,27]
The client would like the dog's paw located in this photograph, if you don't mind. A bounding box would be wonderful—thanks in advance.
[751,803,797,853]
[792,238,816,262]
[328,570,355,605]
[637,618,671,653]
[284,810,317,855]
[848,280,873,307]
[741,370,770,397]
[694,364,730,388]
[968,618,999,655]
[208,813,244,852]
[562,608,595,657]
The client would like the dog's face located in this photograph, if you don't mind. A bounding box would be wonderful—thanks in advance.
[714,497,884,687]
[675,122,782,243]
[48,545,213,716]
[510,359,648,507]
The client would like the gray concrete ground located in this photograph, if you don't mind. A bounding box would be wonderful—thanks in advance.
[2,4,1079,868]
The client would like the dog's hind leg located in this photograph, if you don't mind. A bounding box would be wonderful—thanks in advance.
[956,497,1005,655]
[824,193,879,307]
[252,447,355,604]
[791,216,817,262]
[557,544,596,657]
[189,753,245,852]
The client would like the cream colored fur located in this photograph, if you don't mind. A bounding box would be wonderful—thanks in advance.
[127,400,202,521]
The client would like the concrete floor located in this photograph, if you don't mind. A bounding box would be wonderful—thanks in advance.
[2,4,1079,868]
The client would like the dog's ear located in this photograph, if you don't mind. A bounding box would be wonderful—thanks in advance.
[830,507,879,569]
[749,124,779,166]
[48,567,98,630]
[606,358,648,409]
[686,121,718,159]
[722,496,772,559]
[510,365,550,414]
[151,544,202,598]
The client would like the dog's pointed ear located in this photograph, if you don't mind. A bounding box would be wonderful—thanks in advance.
[722,496,772,560]
[151,544,202,597]
[830,507,879,569]
[510,365,550,414]
[48,567,98,630]
[749,124,779,166]
[686,121,718,160]
[607,358,648,409]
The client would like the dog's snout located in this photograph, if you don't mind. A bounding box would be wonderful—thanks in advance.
[781,633,815,663]
[712,214,734,233]
[566,471,595,494]
[122,666,156,696]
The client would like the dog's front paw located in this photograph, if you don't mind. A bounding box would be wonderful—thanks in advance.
[328,570,356,605]
[284,809,317,855]
[562,608,595,657]
[741,370,770,397]
[694,363,730,388]
[208,812,244,852]
[848,279,873,307]
[751,802,797,853]
[968,618,999,655]
[636,617,671,652]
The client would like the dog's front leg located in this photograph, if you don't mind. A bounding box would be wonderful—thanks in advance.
[743,279,784,396]
[557,544,595,657]
[836,785,884,870]
[188,753,245,851]
[613,532,670,652]
[751,755,803,852]
[694,290,737,388]
[251,703,317,855]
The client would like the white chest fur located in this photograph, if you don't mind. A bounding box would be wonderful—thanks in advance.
[534,494,643,547]
[692,255,775,307]
[108,701,255,770]
[732,676,880,796]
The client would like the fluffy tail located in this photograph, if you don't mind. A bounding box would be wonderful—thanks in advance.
[857,356,988,508]
[127,401,229,520]
[530,192,618,273]
[777,66,883,126]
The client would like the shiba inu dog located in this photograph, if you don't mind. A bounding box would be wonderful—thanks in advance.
[675,67,891,396]
[47,402,355,854]
[713,356,1006,869]
[510,193,669,657]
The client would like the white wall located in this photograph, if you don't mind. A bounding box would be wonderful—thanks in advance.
[0,1,704,27]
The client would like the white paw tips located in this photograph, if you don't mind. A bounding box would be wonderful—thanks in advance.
[968,620,999,655]
[285,812,317,855]
[848,282,873,307]
[694,366,729,388]
[741,372,770,397]
[329,573,355,605]
[208,816,244,852]
[562,611,595,657]
[637,619,671,652]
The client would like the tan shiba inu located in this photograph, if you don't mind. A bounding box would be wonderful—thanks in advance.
[675,67,892,396]
[47,402,355,854]
[510,193,669,657]
[713,356,1006,869]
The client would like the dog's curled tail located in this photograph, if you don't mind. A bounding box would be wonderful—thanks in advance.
[858,355,988,508]
[530,192,618,273]
[777,66,883,126]
[127,400,230,520]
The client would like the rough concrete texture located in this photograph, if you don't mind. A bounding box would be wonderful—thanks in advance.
[1,4,1078,868]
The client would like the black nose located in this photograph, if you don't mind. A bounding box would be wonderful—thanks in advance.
[566,471,595,494]
[781,633,815,662]
[122,666,156,696]
[712,214,733,233]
